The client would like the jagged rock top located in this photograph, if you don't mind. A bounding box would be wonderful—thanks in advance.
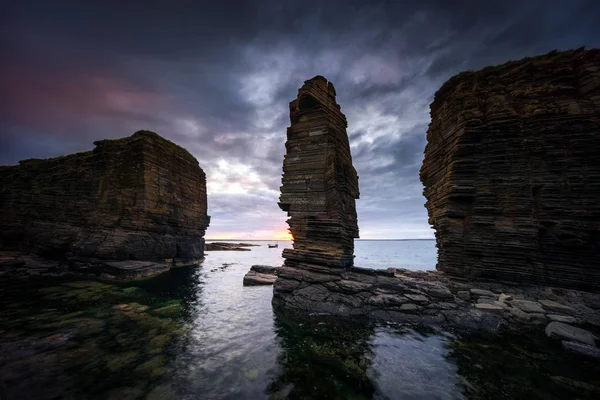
[431,47,600,114]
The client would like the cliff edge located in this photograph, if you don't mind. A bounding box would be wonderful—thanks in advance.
[0,130,210,278]
[420,48,600,291]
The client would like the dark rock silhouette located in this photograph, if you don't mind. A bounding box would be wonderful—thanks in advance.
[271,55,600,333]
[274,76,360,308]
[420,48,600,291]
[0,130,210,277]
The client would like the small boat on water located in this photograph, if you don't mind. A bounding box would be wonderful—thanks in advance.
[268,242,278,248]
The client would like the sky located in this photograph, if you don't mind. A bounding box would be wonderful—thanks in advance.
[1,0,599,240]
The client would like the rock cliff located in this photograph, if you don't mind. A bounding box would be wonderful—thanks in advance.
[0,130,210,276]
[274,76,360,308]
[420,48,600,291]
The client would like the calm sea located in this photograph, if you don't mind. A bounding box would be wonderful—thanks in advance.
[0,240,598,399]
[211,239,438,271]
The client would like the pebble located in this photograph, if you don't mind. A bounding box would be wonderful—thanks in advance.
[499,293,513,302]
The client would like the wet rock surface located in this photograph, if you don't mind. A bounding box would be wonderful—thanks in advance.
[273,265,600,341]
[0,278,186,400]
[545,321,598,346]
[0,131,210,279]
[420,48,600,291]
[243,265,278,286]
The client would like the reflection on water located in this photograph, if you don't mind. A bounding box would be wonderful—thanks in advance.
[0,241,599,399]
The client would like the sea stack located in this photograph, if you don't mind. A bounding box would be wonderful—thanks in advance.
[274,76,360,308]
[420,48,600,291]
[0,130,210,278]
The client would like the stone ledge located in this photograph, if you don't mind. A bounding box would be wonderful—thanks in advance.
[0,251,195,280]
[273,266,600,335]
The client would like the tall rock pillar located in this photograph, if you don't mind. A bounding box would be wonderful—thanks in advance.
[274,76,360,308]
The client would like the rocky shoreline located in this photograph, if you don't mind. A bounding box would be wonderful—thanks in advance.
[0,250,201,280]
[272,266,600,358]
[205,242,260,251]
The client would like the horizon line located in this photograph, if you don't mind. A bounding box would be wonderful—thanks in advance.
[205,238,435,241]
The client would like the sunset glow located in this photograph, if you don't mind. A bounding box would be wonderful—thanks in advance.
[273,230,293,241]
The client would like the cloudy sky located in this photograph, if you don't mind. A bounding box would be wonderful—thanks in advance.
[2,0,599,239]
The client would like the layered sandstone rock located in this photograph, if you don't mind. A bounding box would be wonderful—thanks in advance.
[274,76,360,307]
[420,48,600,291]
[0,130,210,276]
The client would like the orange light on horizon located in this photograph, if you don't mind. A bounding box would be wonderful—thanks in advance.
[273,230,294,241]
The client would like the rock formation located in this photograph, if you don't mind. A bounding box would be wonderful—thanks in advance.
[0,130,210,277]
[243,265,278,286]
[205,242,258,251]
[420,48,600,291]
[274,76,360,307]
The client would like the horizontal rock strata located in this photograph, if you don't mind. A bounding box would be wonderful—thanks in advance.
[0,130,210,278]
[243,265,278,286]
[420,48,600,291]
[274,75,360,308]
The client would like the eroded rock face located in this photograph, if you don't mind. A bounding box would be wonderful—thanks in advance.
[274,76,359,307]
[0,130,210,269]
[420,48,600,291]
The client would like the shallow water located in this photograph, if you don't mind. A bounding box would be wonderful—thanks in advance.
[1,241,599,399]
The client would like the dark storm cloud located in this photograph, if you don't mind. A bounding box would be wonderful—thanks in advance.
[2,0,600,238]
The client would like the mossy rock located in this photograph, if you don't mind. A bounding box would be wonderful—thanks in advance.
[152,304,183,317]
[63,281,111,290]
[105,386,146,400]
[145,384,176,400]
[134,355,168,378]
[121,286,145,296]
[42,318,89,329]
[38,286,67,294]
[75,318,105,336]
[106,351,139,372]
[129,303,150,313]
[243,367,259,381]
[115,332,138,348]
[147,334,170,354]
[58,311,86,320]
